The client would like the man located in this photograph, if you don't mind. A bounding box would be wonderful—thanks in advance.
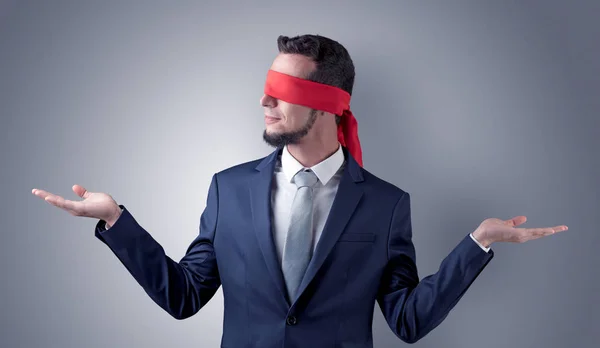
[32,34,568,347]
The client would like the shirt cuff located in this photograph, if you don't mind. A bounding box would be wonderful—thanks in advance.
[470,232,491,253]
[105,207,124,230]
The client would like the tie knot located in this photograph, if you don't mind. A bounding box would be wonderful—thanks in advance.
[293,170,318,188]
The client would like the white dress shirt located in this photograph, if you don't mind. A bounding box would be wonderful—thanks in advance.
[104,143,490,254]
[270,143,346,266]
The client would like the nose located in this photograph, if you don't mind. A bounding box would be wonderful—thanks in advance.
[260,94,277,107]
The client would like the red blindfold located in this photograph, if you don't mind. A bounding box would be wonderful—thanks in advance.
[264,69,363,167]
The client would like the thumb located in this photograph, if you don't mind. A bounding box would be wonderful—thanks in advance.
[505,215,527,227]
[72,184,91,199]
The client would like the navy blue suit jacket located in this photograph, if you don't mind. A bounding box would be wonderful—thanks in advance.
[95,146,494,347]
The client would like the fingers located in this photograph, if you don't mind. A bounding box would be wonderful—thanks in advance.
[516,225,568,242]
[32,188,52,199]
[552,225,568,232]
[32,188,82,215]
[45,194,76,210]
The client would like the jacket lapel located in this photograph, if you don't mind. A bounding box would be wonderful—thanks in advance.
[294,147,364,303]
[248,147,290,306]
[249,146,365,307]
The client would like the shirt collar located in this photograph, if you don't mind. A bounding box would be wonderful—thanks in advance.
[281,143,344,185]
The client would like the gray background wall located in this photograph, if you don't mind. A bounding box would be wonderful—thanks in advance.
[2,0,598,347]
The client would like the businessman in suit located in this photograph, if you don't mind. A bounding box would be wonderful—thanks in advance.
[32,34,568,347]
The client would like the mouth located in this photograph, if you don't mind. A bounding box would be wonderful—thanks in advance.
[265,115,281,124]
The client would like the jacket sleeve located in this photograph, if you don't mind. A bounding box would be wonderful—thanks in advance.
[376,191,494,343]
[94,174,221,320]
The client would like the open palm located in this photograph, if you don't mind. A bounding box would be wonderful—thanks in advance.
[32,184,119,221]
[475,215,568,246]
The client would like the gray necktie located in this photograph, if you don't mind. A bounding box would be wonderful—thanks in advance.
[282,169,319,302]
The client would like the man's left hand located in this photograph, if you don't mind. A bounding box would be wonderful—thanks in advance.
[472,216,568,248]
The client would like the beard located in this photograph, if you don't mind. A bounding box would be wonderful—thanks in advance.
[262,109,317,148]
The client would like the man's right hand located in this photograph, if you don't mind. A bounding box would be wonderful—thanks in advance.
[32,184,122,227]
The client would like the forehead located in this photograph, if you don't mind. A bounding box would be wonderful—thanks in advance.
[270,53,316,79]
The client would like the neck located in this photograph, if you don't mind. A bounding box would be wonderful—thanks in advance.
[286,139,340,168]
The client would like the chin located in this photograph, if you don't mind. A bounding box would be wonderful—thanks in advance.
[265,124,285,133]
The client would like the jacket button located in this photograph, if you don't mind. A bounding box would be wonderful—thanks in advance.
[286,315,297,325]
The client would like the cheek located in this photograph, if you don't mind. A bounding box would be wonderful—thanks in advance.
[279,103,296,123]
[285,105,311,124]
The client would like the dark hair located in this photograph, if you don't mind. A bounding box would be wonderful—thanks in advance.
[277,34,355,125]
